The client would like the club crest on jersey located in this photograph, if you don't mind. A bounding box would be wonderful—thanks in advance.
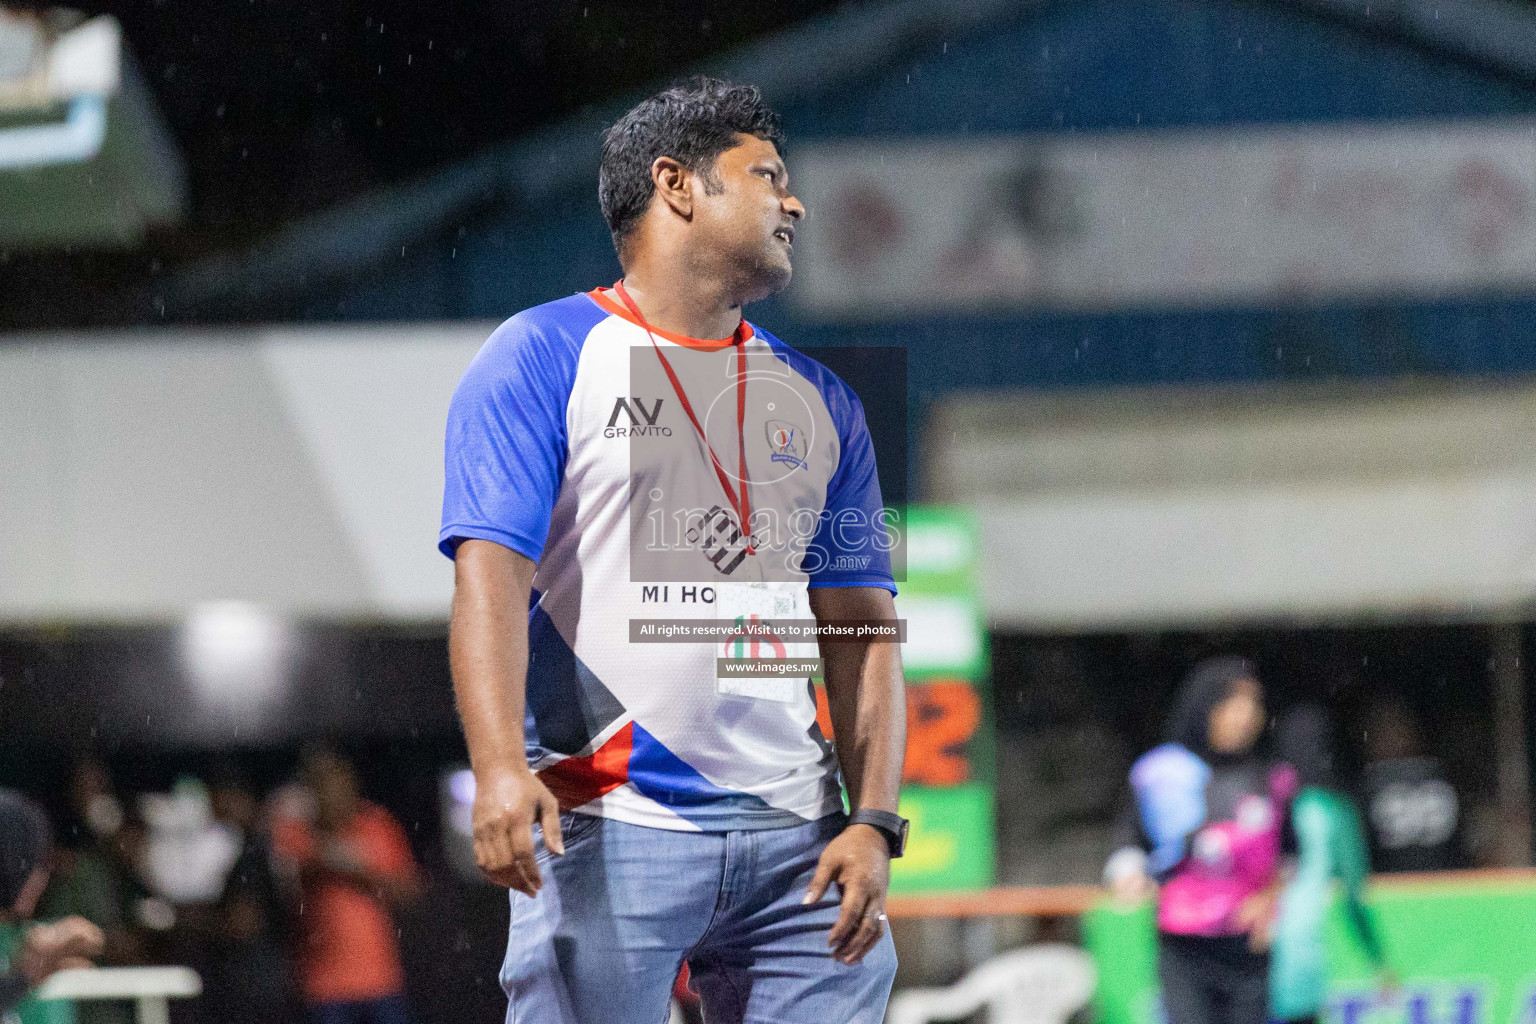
[765,420,807,470]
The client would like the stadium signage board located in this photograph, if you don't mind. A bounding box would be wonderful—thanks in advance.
[1084,878,1536,1024]
[793,122,1536,315]
[814,506,995,893]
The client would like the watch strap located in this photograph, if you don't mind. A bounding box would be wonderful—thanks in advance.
[848,809,909,858]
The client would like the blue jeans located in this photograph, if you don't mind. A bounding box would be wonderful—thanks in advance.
[501,812,897,1024]
[305,994,414,1024]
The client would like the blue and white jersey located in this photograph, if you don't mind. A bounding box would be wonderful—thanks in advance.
[440,289,895,832]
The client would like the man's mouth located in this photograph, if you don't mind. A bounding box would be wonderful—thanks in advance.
[773,227,795,247]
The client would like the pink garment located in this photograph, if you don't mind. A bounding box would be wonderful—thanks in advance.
[1158,764,1298,936]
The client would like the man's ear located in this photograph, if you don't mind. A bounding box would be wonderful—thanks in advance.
[651,156,693,219]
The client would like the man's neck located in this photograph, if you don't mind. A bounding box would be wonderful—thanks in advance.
[616,257,743,341]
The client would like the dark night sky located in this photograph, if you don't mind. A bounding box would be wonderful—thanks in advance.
[0,0,839,327]
[64,0,838,241]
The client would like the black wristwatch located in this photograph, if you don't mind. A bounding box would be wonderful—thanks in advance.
[848,809,909,858]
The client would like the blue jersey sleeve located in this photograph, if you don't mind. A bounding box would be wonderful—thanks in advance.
[804,382,897,593]
[439,307,587,561]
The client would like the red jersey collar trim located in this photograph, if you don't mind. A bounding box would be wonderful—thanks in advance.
[587,288,753,351]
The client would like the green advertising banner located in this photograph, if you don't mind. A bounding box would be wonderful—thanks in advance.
[894,782,996,892]
[1083,875,1536,1024]
[893,507,987,682]
[889,507,994,895]
[812,506,995,893]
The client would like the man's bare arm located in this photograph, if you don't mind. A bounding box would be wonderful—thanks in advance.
[449,539,564,895]
[810,586,905,815]
[802,585,906,965]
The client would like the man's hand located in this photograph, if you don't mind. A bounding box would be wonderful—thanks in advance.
[803,823,891,965]
[16,918,103,986]
[473,764,564,896]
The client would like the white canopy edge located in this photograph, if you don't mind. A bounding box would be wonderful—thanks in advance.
[929,379,1536,630]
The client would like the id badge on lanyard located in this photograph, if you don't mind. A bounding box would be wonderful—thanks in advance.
[715,581,806,703]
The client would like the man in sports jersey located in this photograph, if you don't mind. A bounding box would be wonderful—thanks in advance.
[441,77,906,1023]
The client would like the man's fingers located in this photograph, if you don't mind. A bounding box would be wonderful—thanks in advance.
[512,847,544,895]
[539,797,565,857]
[507,812,543,895]
[836,911,884,964]
[482,865,518,888]
[484,849,537,895]
[826,881,868,949]
[476,815,542,895]
[472,834,494,874]
[509,863,540,896]
[52,918,102,942]
[483,830,536,895]
[58,922,103,959]
[802,856,838,906]
[478,823,515,879]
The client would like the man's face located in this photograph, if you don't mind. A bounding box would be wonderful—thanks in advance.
[692,134,805,302]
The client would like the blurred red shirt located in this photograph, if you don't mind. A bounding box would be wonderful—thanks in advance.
[272,801,417,1004]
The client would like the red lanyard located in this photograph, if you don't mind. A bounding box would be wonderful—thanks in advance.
[612,280,755,556]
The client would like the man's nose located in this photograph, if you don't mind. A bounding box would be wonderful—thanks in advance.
[783,194,806,221]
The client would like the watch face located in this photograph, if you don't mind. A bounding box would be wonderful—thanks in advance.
[895,818,910,856]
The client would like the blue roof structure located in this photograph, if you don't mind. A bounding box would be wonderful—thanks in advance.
[169,0,1536,407]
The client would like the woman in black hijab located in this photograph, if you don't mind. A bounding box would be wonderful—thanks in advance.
[1105,657,1296,1024]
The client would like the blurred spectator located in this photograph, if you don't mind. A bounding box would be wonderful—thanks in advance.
[40,763,124,939]
[1359,700,1462,872]
[63,762,124,852]
[38,762,134,1024]
[1105,658,1294,1024]
[0,788,105,1016]
[136,774,245,1019]
[199,768,298,1024]
[1271,706,1390,1024]
[106,812,176,959]
[140,779,241,906]
[272,748,421,1024]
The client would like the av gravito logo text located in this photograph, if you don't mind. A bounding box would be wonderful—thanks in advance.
[606,397,672,438]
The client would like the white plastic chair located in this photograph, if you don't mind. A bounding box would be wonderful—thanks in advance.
[886,943,1096,1024]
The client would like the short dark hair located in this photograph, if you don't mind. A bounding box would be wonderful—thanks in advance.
[599,76,785,252]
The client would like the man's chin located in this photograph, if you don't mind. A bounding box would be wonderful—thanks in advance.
[728,249,794,304]
[749,259,793,301]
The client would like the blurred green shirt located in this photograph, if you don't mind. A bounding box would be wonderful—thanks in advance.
[0,923,75,1024]
[1270,787,1385,1021]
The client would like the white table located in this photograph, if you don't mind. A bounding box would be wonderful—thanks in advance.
[34,967,201,1024]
